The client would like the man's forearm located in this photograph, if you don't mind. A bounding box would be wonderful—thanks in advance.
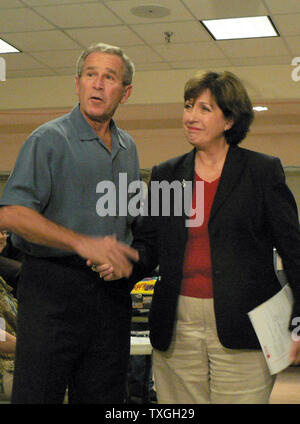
[0,205,82,254]
[0,205,138,276]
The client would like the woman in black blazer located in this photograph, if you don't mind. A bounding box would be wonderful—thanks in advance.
[99,71,300,403]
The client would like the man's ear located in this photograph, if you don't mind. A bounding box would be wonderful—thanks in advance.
[120,84,133,105]
[75,75,80,96]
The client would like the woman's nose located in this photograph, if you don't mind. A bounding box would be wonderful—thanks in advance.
[186,107,198,122]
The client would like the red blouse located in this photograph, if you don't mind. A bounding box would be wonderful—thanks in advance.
[181,172,220,298]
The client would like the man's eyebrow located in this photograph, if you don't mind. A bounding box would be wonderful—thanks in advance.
[105,67,119,76]
[84,66,96,71]
[84,66,119,76]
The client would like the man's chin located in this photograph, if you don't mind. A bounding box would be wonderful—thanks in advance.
[85,111,111,124]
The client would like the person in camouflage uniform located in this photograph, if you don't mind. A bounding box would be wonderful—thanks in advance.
[0,276,17,401]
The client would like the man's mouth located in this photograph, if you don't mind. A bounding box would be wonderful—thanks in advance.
[90,96,103,102]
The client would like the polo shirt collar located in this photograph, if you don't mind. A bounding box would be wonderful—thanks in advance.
[70,103,127,150]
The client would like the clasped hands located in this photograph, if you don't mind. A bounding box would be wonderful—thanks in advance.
[91,262,119,281]
[82,234,137,280]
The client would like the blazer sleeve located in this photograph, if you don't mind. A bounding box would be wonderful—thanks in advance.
[262,156,300,327]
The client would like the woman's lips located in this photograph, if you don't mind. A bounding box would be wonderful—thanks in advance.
[187,126,202,131]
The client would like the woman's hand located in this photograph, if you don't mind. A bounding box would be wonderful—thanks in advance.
[90,262,132,281]
[0,231,8,254]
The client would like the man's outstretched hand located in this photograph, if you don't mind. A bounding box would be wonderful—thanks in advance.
[77,235,138,279]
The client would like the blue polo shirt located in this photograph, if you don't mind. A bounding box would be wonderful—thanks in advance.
[0,104,140,257]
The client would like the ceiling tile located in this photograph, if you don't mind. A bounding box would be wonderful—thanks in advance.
[66,26,144,48]
[264,0,300,14]
[8,68,57,78]
[217,38,290,58]
[272,14,300,36]
[29,49,82,69]
[3,52,48,70]
[285,36,300,55]
[230,56,293,66]
[118,45,164,63]
[23,0,98,5]
[2,30,80,52]
[34,3,121,28]
[170,58,232,69]
[135,62,172,71]
[0,8,53,32]
[131,21,211,44]
[152,42,226,61]
[0,0,23,8]
[53,67,78,76]
[182,0,268,19]
[104,0,194,24]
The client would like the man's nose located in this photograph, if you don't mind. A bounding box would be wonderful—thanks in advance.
[93,75,104,89]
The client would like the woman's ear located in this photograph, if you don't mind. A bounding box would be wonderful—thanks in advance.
[225,118,234,131]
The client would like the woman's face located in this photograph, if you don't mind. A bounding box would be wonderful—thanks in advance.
[183,89,233,150]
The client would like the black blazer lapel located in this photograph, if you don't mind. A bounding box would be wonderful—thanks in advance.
[167,149,196,249]
[176,148,196,228]
[175,148,196,188]
[210,145,246,222]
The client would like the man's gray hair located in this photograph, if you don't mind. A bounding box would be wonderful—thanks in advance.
[76,42,135,86]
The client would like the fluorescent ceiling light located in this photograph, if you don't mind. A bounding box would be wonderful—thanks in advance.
[0,38,20,53]
[201,16,279,40]
[253,106,269,112]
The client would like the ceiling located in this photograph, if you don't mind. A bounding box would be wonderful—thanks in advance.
[0,0,300,80]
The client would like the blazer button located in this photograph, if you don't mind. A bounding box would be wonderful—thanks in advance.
[214,270,221,275]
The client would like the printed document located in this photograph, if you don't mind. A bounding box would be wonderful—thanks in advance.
[248,284,294,375]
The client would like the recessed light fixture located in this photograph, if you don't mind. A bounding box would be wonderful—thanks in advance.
[0,38,20,54]
[130,4,171,19]
[201,16,279,40]
[253,106,269,112]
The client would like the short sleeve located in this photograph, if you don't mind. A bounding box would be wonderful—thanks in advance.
[0,132,52,213]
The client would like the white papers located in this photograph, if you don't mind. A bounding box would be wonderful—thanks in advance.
[248,284,294,375]
[130,336,152,355]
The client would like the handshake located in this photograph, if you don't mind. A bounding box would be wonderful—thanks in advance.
[77,234,138,281]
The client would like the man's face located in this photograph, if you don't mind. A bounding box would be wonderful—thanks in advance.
[75,51,132,127]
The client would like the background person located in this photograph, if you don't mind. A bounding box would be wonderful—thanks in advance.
[0,232,22,298]
[0,275,17,402]
[0,42,139,404]
[99,70,300,403]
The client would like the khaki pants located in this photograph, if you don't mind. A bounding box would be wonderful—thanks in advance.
[153,296,275,404]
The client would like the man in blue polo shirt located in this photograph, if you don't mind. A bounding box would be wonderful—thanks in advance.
[0,42,140,403]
